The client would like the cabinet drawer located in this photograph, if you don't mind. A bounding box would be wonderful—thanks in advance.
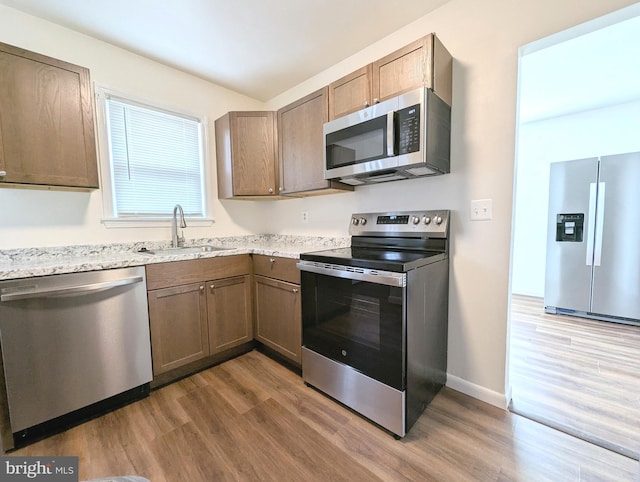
[146,255,251,290]
[252,255,300,284]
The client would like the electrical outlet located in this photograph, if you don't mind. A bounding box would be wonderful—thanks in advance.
[470,199,493,221]
[301,211,309,223]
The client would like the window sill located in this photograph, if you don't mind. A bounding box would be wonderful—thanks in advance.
[102,218,215,229]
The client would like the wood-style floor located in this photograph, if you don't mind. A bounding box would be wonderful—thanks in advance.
[509,294,640,460]
[13,350,639,481]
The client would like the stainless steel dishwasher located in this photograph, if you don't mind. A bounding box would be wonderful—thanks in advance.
[0,266,152,450]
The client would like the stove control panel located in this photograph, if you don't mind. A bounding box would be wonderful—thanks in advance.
[349,210,449,238]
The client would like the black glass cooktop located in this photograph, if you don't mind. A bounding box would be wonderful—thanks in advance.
[300,246,444,272]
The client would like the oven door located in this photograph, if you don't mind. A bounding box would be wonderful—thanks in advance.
[298,262,406,390]
[323,100,398,180]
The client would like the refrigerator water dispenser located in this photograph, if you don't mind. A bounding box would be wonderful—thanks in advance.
[555,213,584,242]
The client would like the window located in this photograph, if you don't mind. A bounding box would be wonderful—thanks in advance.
[96,87,210,225]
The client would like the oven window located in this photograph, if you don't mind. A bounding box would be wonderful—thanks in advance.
[301,272,405,390]
[325,115,389,169]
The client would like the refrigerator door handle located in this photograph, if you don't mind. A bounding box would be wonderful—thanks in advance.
[593,182,606,266]
[586,183,597,266]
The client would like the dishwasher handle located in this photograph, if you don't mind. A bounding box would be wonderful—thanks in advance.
[0,276,144,302]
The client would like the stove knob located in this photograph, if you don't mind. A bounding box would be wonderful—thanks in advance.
[423,216,431,225]
[359,217,367,225]
[412,216,420,225]
[352,218,359,226]
[434,216,443,225]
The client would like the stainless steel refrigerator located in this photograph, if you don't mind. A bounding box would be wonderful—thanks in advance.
[544,152,640,325]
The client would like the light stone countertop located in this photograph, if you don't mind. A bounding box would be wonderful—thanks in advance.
[0,235,350,281]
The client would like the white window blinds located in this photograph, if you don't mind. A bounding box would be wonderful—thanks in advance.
[105,95,205,218]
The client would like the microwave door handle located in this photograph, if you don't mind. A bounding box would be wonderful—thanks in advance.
[386,111,395,157]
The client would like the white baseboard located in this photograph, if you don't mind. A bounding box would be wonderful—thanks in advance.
[446,374,508,410]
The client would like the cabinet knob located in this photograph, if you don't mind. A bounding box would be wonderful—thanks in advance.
[373,98,380,104]
[0,171,6,177]
[268,188,274,194]
[199,285,204,291]
[363,101,370,108]
[292,288,298,293]
[210,284,215,290]
[269,258,275,263]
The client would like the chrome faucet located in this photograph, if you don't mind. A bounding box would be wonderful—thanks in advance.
[171,204,187,248]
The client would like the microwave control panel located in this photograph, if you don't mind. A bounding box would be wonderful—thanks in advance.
[396,104,421,155]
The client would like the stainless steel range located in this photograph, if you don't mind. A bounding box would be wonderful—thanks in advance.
[297,210,449,438]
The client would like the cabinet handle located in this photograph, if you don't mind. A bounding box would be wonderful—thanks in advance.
[0,171,6,177]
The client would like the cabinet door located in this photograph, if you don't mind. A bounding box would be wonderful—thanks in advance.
[215,111,277,198]
[254,275,301,364]
[0,42,98,188]
[278,88,353,196]
[371,36,429,104]
[278,88,329,194]
[328,65,372,120]
[207,275,253,354]
[148,282,209,375]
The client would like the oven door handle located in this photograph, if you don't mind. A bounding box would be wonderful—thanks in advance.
[297,261,406,287]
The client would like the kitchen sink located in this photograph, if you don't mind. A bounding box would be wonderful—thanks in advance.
[137,245,230,256]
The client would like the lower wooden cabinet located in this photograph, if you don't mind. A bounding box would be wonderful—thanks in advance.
[253,255,302,365]
[254,276,301,364]
[207,275,253,354]
[146,256,253,380]
[148,282,209,375]
[146,254,303,380]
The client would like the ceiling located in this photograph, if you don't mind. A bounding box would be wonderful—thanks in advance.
[0,0,450,101]
[519,12,640,123]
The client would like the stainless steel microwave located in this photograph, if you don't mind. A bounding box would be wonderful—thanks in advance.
[323,87,450,186]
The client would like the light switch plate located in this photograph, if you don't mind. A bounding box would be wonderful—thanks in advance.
[470,199,493,221]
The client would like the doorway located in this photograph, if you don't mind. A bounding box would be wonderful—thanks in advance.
[508,4,640,460]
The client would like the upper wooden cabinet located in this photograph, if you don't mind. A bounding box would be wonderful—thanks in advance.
[277,88,353,196]
[327,65,373,121]
[215,111,280,199]
[216,33,452,197]
[328,33,452,120]
[0,42,98,189]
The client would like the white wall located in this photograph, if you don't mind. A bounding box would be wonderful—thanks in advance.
[512,99,640,297]
[0,4,269,249]
[0,0,637,405]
